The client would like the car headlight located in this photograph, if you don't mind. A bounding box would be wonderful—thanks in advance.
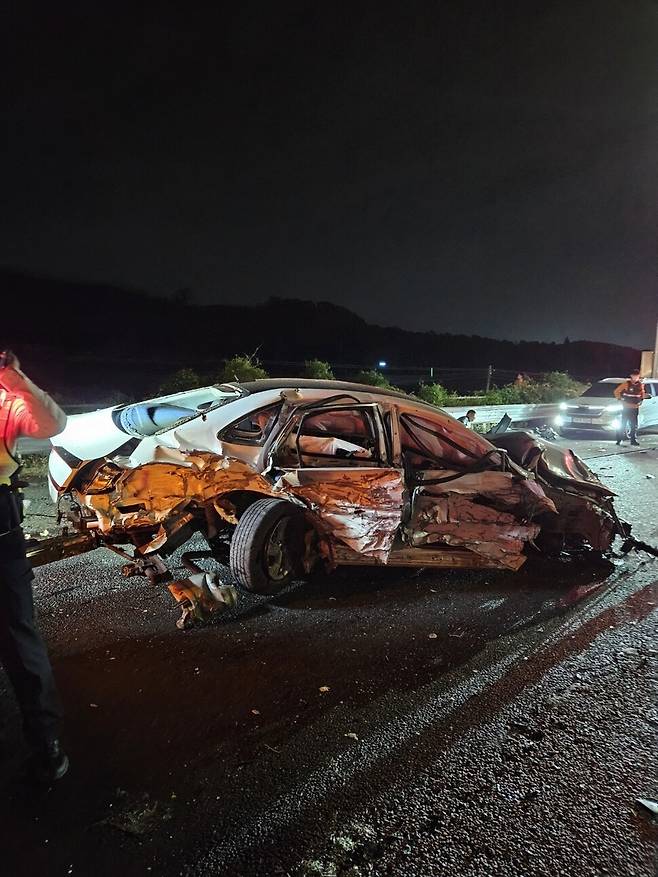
[605,403,622,412]
[611,417,621,430]
[554,415,564,426]
[559,402,568,411]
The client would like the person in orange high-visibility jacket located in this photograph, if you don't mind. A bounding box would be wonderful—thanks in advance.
[613,369,647,446]
[0,350,69,782]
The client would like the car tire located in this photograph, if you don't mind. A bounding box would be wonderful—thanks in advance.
[229,497,307,594]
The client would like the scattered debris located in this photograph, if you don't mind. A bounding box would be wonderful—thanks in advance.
[532,425,560,441]
[251,709,261,715]
[508,721,545,742]
[646,474,655,479]
[428,633,438,639]
[636,798,658,817]
[168,572,238,629]
[263,743,280,754]
[319,686,331,693]
[344,732,359,741]
[100,792,171,837]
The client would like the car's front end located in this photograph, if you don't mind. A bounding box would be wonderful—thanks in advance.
[553,379,623,435]
[554,399,623,434]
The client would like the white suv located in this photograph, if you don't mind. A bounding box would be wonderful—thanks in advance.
[555,377,658,435]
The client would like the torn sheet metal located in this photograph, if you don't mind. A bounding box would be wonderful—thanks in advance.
[280,468,404,561]
[51,381,626,589]
[168,572,238,629]
[409,493,540,570]
[75,454,404,562]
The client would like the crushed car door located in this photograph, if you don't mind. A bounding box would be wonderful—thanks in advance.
[269,403,404,561]
[398,409,551,569]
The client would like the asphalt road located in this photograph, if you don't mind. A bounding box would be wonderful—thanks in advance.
[1,435,657,877]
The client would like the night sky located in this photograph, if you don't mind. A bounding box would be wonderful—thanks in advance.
[3,2,657,348]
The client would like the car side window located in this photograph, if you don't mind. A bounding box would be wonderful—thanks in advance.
[277,407,381,468]
[219,403,282,446]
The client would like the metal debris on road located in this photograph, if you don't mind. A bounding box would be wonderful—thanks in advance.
[636,798,658,816]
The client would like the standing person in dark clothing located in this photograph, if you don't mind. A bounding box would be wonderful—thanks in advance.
[0,350,69,782]
[613,369,647,446]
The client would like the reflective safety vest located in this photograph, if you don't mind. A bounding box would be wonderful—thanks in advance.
[615,380,645,409]
[0,390,20,486]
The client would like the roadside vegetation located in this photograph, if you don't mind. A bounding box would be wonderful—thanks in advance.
[155,361,585,407]
[414,371,585,407]
[216,354,268,383]
[304,359,334,380]
[157,367,203,395]
[351,368,395,389]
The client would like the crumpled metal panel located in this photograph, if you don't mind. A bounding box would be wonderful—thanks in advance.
[75,455,404,561]
[540,485,617,552]
[417,470,557,518]
[280,468,404,561]
[74,455,279,536]
[409,493,540,570]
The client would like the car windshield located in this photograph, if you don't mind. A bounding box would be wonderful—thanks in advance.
[114,386,243,437]
[581,383,619,399]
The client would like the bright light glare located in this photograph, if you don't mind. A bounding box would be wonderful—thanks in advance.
[605,403,622,412]
[378,360,387,368]
[554,415,564,426]
[559,402,568,411]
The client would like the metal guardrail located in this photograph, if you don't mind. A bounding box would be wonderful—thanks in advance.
[443,403,559,426]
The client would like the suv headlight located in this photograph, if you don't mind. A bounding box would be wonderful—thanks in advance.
[559,402,568,411]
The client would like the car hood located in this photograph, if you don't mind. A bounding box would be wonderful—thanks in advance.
[564,396,621,410]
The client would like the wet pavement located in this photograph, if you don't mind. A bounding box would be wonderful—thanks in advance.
[1,435,657,876]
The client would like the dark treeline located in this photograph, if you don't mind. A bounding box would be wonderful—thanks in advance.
[3,269,641,400]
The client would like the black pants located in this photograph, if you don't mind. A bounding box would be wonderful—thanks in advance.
[616,407,639,443]
[0,495,62,748]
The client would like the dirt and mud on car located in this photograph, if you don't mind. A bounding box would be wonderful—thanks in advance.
[45,379,634,628]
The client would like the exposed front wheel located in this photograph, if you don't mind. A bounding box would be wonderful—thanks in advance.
[229,498,307,594]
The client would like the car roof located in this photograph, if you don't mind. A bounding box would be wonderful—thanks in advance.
[232,378,449,418]
[236,378,419,401]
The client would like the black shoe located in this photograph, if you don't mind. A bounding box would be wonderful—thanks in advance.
[28,739,70,784]
[631,440,640,446]
[615,440,622,446]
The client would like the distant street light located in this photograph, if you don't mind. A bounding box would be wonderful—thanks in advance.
[378,360,387,368]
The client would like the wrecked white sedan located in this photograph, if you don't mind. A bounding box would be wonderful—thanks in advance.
[47,380,622,611]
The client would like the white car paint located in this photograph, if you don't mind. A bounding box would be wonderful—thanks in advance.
[47,382,415,501]
[555,377,658,434]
